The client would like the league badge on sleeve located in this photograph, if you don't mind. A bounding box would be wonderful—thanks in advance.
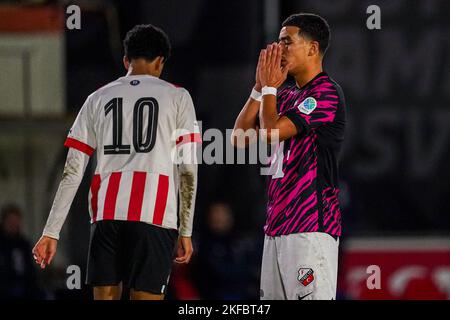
[297,97,317,115]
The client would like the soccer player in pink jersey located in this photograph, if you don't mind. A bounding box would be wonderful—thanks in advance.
[233,13,346,300]
[32,25,200,300]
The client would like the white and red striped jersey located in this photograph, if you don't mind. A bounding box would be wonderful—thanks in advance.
[43,74,200,239]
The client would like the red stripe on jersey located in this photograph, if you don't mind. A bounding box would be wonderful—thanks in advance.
[64,137,95,156]
[90,174,101,222]
[153,174,169,225]
[168,82,183,88]
[176,133,202,146]
[103,172,122,220]
[127,172,147,221]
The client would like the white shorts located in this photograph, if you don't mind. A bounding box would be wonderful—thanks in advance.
[260,232,339,300]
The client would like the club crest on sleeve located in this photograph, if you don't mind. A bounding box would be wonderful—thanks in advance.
[298,268,315,286]
[297,97,317,115]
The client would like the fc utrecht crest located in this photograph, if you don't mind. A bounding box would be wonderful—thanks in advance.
[297,97,317,115]
[298,268,315,286]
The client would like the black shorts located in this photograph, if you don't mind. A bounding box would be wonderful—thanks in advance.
[86,220,178,294]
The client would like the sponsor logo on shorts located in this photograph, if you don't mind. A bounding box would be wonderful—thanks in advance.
[298,268,315,286]
[297,292,313,300]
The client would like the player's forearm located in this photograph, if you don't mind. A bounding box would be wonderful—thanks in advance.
[259,94,279,130]
[259,94,282,144]
[178,164,197,237]
[233,97,260,130]
[231,95,261,147]
[43,149,89,240]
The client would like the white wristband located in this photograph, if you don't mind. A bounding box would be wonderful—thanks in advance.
[250,88,262,102]
[262,86,277,96]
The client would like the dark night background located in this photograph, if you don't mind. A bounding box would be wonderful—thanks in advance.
[0,0,449,299]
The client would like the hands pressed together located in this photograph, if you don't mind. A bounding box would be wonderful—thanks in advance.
[255,42,291,90]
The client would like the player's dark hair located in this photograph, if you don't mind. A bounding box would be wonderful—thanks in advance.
[282,13,330,55]
[123,24,171,62]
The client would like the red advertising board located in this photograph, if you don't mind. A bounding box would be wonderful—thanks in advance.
[339,238,450,300]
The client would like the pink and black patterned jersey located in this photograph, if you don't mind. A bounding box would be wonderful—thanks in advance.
[264,72,346,237]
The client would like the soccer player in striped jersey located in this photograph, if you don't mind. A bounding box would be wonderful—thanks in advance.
[232,13,346,299]
[32,24,200,300]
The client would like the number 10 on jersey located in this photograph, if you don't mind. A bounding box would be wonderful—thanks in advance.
[104,97,159,155]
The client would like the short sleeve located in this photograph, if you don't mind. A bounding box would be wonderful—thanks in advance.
[64,95,96,156]
[284,82,340,134]
[175,89,202,147]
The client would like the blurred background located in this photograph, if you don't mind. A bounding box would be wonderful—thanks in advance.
[0,0,449,300]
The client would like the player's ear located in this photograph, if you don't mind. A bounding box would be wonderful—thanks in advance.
[155,56,165,73]
[308,41,319,57]
[123,56,130,70]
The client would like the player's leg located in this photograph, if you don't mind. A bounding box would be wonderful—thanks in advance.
[122,222,178,300]
[129,289,164,300]
[93,285,122,300]
[86,221,123,300]
[314,232,339,298]
[260,235,286,300]
[278,232,339,300]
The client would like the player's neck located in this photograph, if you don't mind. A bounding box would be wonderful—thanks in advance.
[126,69,160,78]
[126,61,161,78]
[294,64,323,89]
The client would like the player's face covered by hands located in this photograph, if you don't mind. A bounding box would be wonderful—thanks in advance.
[258,43,291,88]
[277,26,316,76]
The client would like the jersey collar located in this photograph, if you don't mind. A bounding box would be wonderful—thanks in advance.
[295,71,327,90]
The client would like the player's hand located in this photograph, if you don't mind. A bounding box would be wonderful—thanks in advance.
[174,236,193,264]
[254,50,263,91]
[259,43,291,88]
[32,235,58,269]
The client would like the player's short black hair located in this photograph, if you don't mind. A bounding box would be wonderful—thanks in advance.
[282,13,330,55]
[123,24,171,62]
